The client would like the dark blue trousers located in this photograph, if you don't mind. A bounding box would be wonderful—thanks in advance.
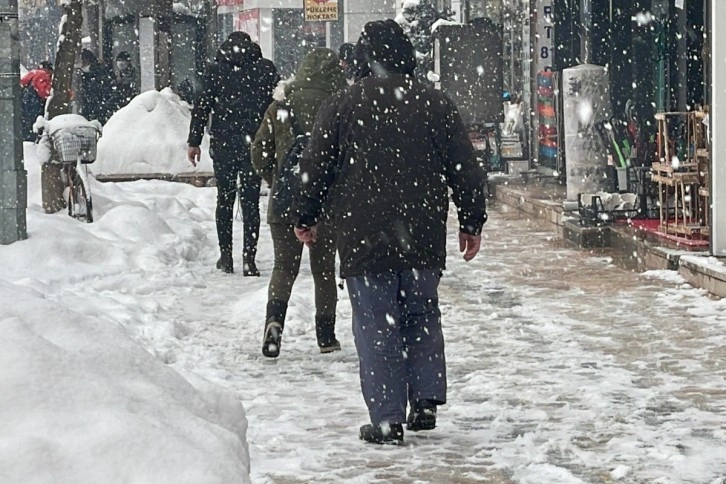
[347,269,446,425]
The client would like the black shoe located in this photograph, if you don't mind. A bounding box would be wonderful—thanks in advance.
[216,253,234,273]
[359,423,404,445]
[243,260,260,277]
[319,339,341,354]
[406,400,437,431]
[262,321,283,358]
[315,315,341,353]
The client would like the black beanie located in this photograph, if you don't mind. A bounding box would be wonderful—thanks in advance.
[354,20,416,79]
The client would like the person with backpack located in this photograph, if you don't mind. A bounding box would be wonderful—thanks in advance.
[20,61,53,141]
[188,32,279,276]
[292,20,487,444]
[251,48,346,357]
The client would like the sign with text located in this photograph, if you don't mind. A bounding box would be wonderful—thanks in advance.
[535,1,554,71]
[304,0,338,22]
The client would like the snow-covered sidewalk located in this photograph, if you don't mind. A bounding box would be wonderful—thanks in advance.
[3,145,726,483]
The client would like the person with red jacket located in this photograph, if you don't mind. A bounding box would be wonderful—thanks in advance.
[20,61,53,141]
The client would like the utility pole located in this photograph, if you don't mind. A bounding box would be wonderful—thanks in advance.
[0,0,27,245]
[42,0,82,214]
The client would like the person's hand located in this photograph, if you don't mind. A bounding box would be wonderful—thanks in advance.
[459,232,481,262]
[187,146,201,167]
[294,225,318,248]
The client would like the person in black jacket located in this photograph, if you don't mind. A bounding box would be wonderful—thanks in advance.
[187,32,279,275]
[292,20,487,445]
[79,49,115,124]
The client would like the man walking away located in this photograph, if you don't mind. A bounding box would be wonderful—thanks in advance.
[20,61,53,141]
[79,49,115,125]
[293,20,487,445]
[188,32,279,276]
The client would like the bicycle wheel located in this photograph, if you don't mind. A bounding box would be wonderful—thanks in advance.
[66,164,92,223]
[73,171,92,223]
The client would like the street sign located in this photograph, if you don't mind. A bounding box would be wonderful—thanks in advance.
[304,0,338,22]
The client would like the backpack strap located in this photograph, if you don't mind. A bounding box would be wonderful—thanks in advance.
[281,102,304,137]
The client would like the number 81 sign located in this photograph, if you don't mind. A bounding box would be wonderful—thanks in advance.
[537,3,554,68]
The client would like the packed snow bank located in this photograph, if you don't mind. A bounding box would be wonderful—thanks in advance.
[94,88,213,176]
[0,145,250,483]
[0,282,250,484]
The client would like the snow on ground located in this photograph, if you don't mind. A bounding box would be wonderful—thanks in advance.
[0,145,249,483]
[93,89,213,176]
[3,144,726,483]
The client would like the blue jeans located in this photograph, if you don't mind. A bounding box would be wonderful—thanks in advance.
[347,269,446,425]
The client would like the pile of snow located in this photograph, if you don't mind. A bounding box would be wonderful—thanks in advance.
[0,145,250,483]
[94,88,213,176]
[0,282,251,484]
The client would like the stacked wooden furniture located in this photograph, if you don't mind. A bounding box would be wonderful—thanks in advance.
[652,111,707,237]
[694,110,710,236]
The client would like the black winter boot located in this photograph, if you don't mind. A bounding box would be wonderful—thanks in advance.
[315,315,341,354]
[359,422,404,445]
[243,259,260,277]
[262,300,287,358]
[243,249,260,277]
[406,399,437,431]
[216,250,234,274]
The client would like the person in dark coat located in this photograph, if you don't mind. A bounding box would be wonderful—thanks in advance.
[251,48,346,357]
[20,61,53,141]
[113,51,139,110]
[79,49,115,124]
[338,42,356,83]
[187,31,279,276]
[292,20,487,445]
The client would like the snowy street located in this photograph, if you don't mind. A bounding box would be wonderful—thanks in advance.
[2,149,726,483]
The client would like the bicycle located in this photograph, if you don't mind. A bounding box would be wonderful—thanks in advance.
[38,117,101,223]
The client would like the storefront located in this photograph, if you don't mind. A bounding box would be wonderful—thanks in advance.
[217,0,343,78]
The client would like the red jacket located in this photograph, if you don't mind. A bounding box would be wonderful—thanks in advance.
[21,69,52,99]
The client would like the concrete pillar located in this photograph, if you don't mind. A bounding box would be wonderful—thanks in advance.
[712,0,726,256]
[0,0,27,244]
[562,64,611,201]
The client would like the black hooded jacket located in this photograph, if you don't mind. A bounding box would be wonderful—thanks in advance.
[293,20,487,278]
[188,33,279,147]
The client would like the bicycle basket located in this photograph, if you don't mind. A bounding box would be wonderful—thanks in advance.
[51,126,99,164]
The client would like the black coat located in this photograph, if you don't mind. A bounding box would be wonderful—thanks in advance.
[188,44,279,147]
[80,63,115,124]
[294,74,488,278]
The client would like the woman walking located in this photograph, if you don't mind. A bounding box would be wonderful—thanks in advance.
[252,48,346,357]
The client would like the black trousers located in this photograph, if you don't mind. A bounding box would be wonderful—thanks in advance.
[210,137,262,260]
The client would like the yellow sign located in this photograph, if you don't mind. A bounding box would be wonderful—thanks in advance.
[304,0,338,22]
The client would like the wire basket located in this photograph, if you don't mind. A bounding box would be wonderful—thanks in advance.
[51,126,99,164]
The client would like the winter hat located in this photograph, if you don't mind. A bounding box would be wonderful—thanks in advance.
[39,60,53,71]
[287,48,345,95]
[338,43,355,64]
[217,31,259,65]
[354,19,416,79]
[81,49,97,64]
[116,51,132,62]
